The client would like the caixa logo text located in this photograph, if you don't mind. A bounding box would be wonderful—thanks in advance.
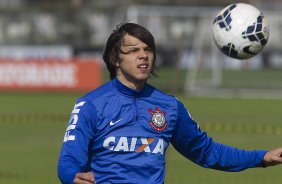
[103,137,165,154]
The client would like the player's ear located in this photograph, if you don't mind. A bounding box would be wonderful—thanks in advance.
[115,59,120,67]
[115,53,123,67]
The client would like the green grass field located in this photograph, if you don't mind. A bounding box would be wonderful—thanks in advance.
[0,91,282,184]
[1,66,282,184]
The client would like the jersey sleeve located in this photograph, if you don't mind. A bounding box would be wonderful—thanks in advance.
[170,99,267,171]
[57,98,97,184]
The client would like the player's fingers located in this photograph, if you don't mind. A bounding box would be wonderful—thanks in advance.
[74,179,93,184]
[74,178,95,184]
[273,147,282,154]
[268,156,282,166]
[263,148,282,167]
[272,148,282,160]
[273,155,282,162]
[74,172,95,184]
[77,172,94,180]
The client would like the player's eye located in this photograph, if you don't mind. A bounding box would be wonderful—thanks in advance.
[144,47,152,53]
[128,48,139,53]
[120,47,138,54]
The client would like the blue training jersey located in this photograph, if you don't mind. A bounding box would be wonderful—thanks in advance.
[58,78,267,184]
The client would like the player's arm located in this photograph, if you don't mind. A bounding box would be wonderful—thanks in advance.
[170,99,267,171]
[58,98,97,184]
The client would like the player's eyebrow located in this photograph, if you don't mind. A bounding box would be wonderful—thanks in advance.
[122,42,138,47]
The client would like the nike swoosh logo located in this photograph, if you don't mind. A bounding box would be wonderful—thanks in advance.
[109,119,122,126]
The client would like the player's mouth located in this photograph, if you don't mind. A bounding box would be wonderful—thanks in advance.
[137,64,149,72]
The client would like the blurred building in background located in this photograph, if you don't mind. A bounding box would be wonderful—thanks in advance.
[0,0,282,95]
[0,0,281,58]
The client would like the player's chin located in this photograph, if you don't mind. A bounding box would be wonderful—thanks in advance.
[137,72,151,80]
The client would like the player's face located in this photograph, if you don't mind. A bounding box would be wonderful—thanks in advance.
[116,34,154,90]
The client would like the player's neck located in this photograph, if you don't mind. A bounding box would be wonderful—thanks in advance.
[116,75,146,90]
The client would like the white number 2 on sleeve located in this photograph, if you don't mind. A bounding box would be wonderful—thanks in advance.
[63,101,85,142]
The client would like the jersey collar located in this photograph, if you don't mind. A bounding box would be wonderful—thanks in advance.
[113,78,150,97]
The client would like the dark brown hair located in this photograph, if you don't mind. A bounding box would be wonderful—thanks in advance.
[103,23,157,79]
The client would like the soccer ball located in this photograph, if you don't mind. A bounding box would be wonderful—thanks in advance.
[212,3,269,59]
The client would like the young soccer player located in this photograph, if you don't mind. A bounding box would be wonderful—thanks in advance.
[58,23,282,184]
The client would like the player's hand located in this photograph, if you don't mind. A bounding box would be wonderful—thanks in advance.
[263,147,282,167]
[74,172,95,184]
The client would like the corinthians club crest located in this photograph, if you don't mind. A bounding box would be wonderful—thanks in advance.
[148,107,168,132]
